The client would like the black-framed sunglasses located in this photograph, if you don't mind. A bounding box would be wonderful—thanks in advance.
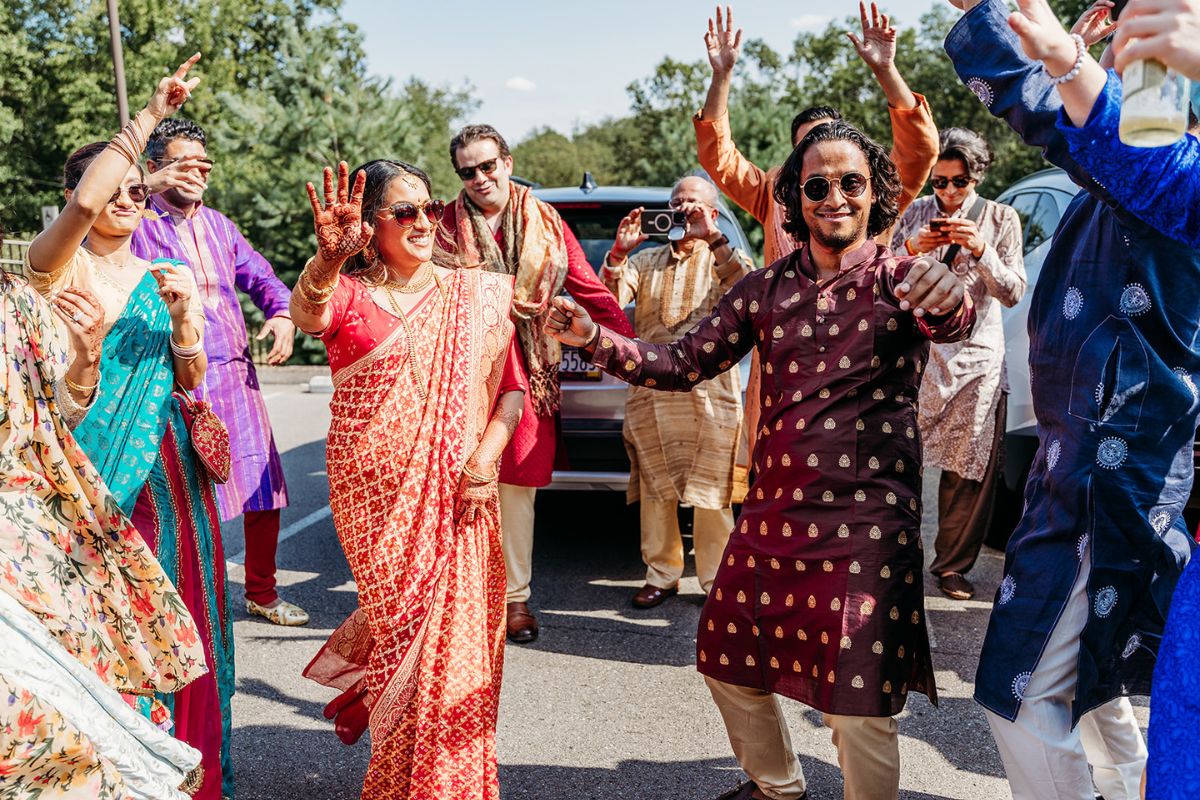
[109,183,151,204]
[377,199,446,227]
[931,175,973,190]
[801,172,870,203]
[455,158,500,181]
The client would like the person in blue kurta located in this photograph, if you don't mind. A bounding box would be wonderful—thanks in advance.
[945,1,1199,798]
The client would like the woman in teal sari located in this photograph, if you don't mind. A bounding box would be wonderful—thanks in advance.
[24,54,235,800]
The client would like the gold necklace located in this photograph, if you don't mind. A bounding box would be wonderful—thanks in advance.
[84,246,141,293]
[384,263,434,294]
[382,285,435,402]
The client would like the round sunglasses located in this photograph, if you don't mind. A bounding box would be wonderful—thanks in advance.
[109,183,151,204]
[801,172,870,203]
[377,199,446,227]
[455,159,500,181]
[931,175,973,190]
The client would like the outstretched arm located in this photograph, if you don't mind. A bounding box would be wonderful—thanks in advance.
[544,271,758,392]
[27,54,202,275]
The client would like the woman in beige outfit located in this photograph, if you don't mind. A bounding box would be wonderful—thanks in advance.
[892,127,1026,601]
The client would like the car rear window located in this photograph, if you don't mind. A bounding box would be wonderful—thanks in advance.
[554,202,745,271]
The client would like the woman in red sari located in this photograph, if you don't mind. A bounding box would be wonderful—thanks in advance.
[292,160,525,800]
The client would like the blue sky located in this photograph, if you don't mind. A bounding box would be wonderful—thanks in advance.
[341,0,948,143]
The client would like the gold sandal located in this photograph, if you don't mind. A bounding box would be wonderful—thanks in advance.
[246,597,310,626]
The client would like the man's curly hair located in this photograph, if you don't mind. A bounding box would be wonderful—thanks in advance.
[772,121,901,242]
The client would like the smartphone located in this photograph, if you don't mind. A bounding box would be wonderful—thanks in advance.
[929,218,951,233]
[640,208,687,236]
[1109,0,1128,19]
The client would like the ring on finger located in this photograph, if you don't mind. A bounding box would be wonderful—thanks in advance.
[71,312,82,323]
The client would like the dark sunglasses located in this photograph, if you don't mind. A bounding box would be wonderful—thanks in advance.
[801,173,870,203]
[378,199,446,227]
[455,159,500,181]
[109,183,150,204]
[931,175,973,190]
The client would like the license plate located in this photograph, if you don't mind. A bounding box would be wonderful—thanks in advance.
[559,347,601,381]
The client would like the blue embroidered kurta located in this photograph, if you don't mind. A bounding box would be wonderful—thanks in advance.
[946,0,1198,725]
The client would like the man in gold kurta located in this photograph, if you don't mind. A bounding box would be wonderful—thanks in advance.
[600,176,753,609]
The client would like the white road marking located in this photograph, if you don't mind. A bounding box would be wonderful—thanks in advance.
[226,505,333,565]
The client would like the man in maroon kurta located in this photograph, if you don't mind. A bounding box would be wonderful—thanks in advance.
[441,124,633,643]
[546,122,975,800]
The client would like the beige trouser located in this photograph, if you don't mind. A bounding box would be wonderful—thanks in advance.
[705,676,901,800]
[641,482,733,593]
[984,539,1147,800]
[499,483,537,604]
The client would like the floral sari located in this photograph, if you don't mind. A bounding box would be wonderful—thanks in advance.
[304,268,517,799]
[0,277,205,798]
[36,253,235,800]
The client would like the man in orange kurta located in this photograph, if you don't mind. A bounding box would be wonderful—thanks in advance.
[695,5,940,457]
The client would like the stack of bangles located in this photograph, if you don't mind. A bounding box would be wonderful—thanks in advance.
[462,464,498,484]
[297,267,339,306]
[65,376,99,396]
[170,336,205,360]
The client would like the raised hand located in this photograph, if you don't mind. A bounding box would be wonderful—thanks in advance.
[544,296,598,349]
[704,5,743,75]
[1113,0,1200,79]
[681,202,720,243]
[147,53,202,119]
[848,2,897,72]
[1008,0,1078,66]
[895,257,965,317]
[306,161,373,275]
[611,208,648,261]
[146,156,210,197]
[1071,0,1118,46]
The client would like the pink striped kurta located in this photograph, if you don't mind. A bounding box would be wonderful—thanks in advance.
[131,196,290,520]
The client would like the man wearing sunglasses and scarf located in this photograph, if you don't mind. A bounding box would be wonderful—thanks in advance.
[545,121,975,800]
[440,123,635,644]
[131,117,308,627]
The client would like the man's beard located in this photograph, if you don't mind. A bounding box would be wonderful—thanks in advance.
[809,224,864,251]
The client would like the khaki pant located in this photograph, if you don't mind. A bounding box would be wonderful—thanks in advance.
[930,394,1007,577]
[640,480,732,593]
[499,483,536,604]
[705,676,900,800]
[984,539,1146,800]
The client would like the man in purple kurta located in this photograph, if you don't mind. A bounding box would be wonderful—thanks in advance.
[546,122,975,800]
[131,118,308,626]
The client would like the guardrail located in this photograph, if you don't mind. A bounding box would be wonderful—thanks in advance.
[0,240,31,275]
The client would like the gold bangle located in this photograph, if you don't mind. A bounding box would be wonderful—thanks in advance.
[65,376,98,394]
[297,271,338,304]
[462,464,498,484]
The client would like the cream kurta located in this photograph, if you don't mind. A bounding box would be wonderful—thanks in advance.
[891,191,1026,480]
[601,241,752,508]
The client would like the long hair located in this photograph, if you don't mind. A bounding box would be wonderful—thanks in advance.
[773,121,901,242]
[342,159,464,282]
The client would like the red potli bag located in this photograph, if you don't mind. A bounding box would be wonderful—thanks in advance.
[173,388,231,484]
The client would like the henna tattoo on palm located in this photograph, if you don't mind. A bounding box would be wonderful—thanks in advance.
[307,161,373,265]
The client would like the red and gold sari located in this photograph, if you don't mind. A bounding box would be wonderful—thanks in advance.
[304,267,519,799]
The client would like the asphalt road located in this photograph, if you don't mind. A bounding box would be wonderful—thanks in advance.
[223,374,1147,800]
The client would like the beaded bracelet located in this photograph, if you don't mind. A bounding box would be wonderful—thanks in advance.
[1048,34,1086,86]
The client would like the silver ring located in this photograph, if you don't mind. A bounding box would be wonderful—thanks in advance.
[71,312,82,323]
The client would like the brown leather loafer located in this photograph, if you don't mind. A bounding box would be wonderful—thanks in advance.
[632,583,678,609]
[505,601,539,643]
[939,572,975,601]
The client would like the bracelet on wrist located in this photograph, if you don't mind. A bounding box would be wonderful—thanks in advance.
[462,464,498,484]
[1047,34,1086,86]
[65,376,99,395]
[170,335,205,360]
[707,234,730,251]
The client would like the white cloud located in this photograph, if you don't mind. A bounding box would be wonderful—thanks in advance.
[504,76,537,92]
[790,14,832,30]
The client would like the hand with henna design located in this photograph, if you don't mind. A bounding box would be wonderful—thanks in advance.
[456,392,523,525]
[306,161,373,279]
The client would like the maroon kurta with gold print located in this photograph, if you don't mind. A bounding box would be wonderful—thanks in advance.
[588,241,975,717]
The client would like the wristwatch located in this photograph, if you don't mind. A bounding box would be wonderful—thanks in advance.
[706,234,730,251]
